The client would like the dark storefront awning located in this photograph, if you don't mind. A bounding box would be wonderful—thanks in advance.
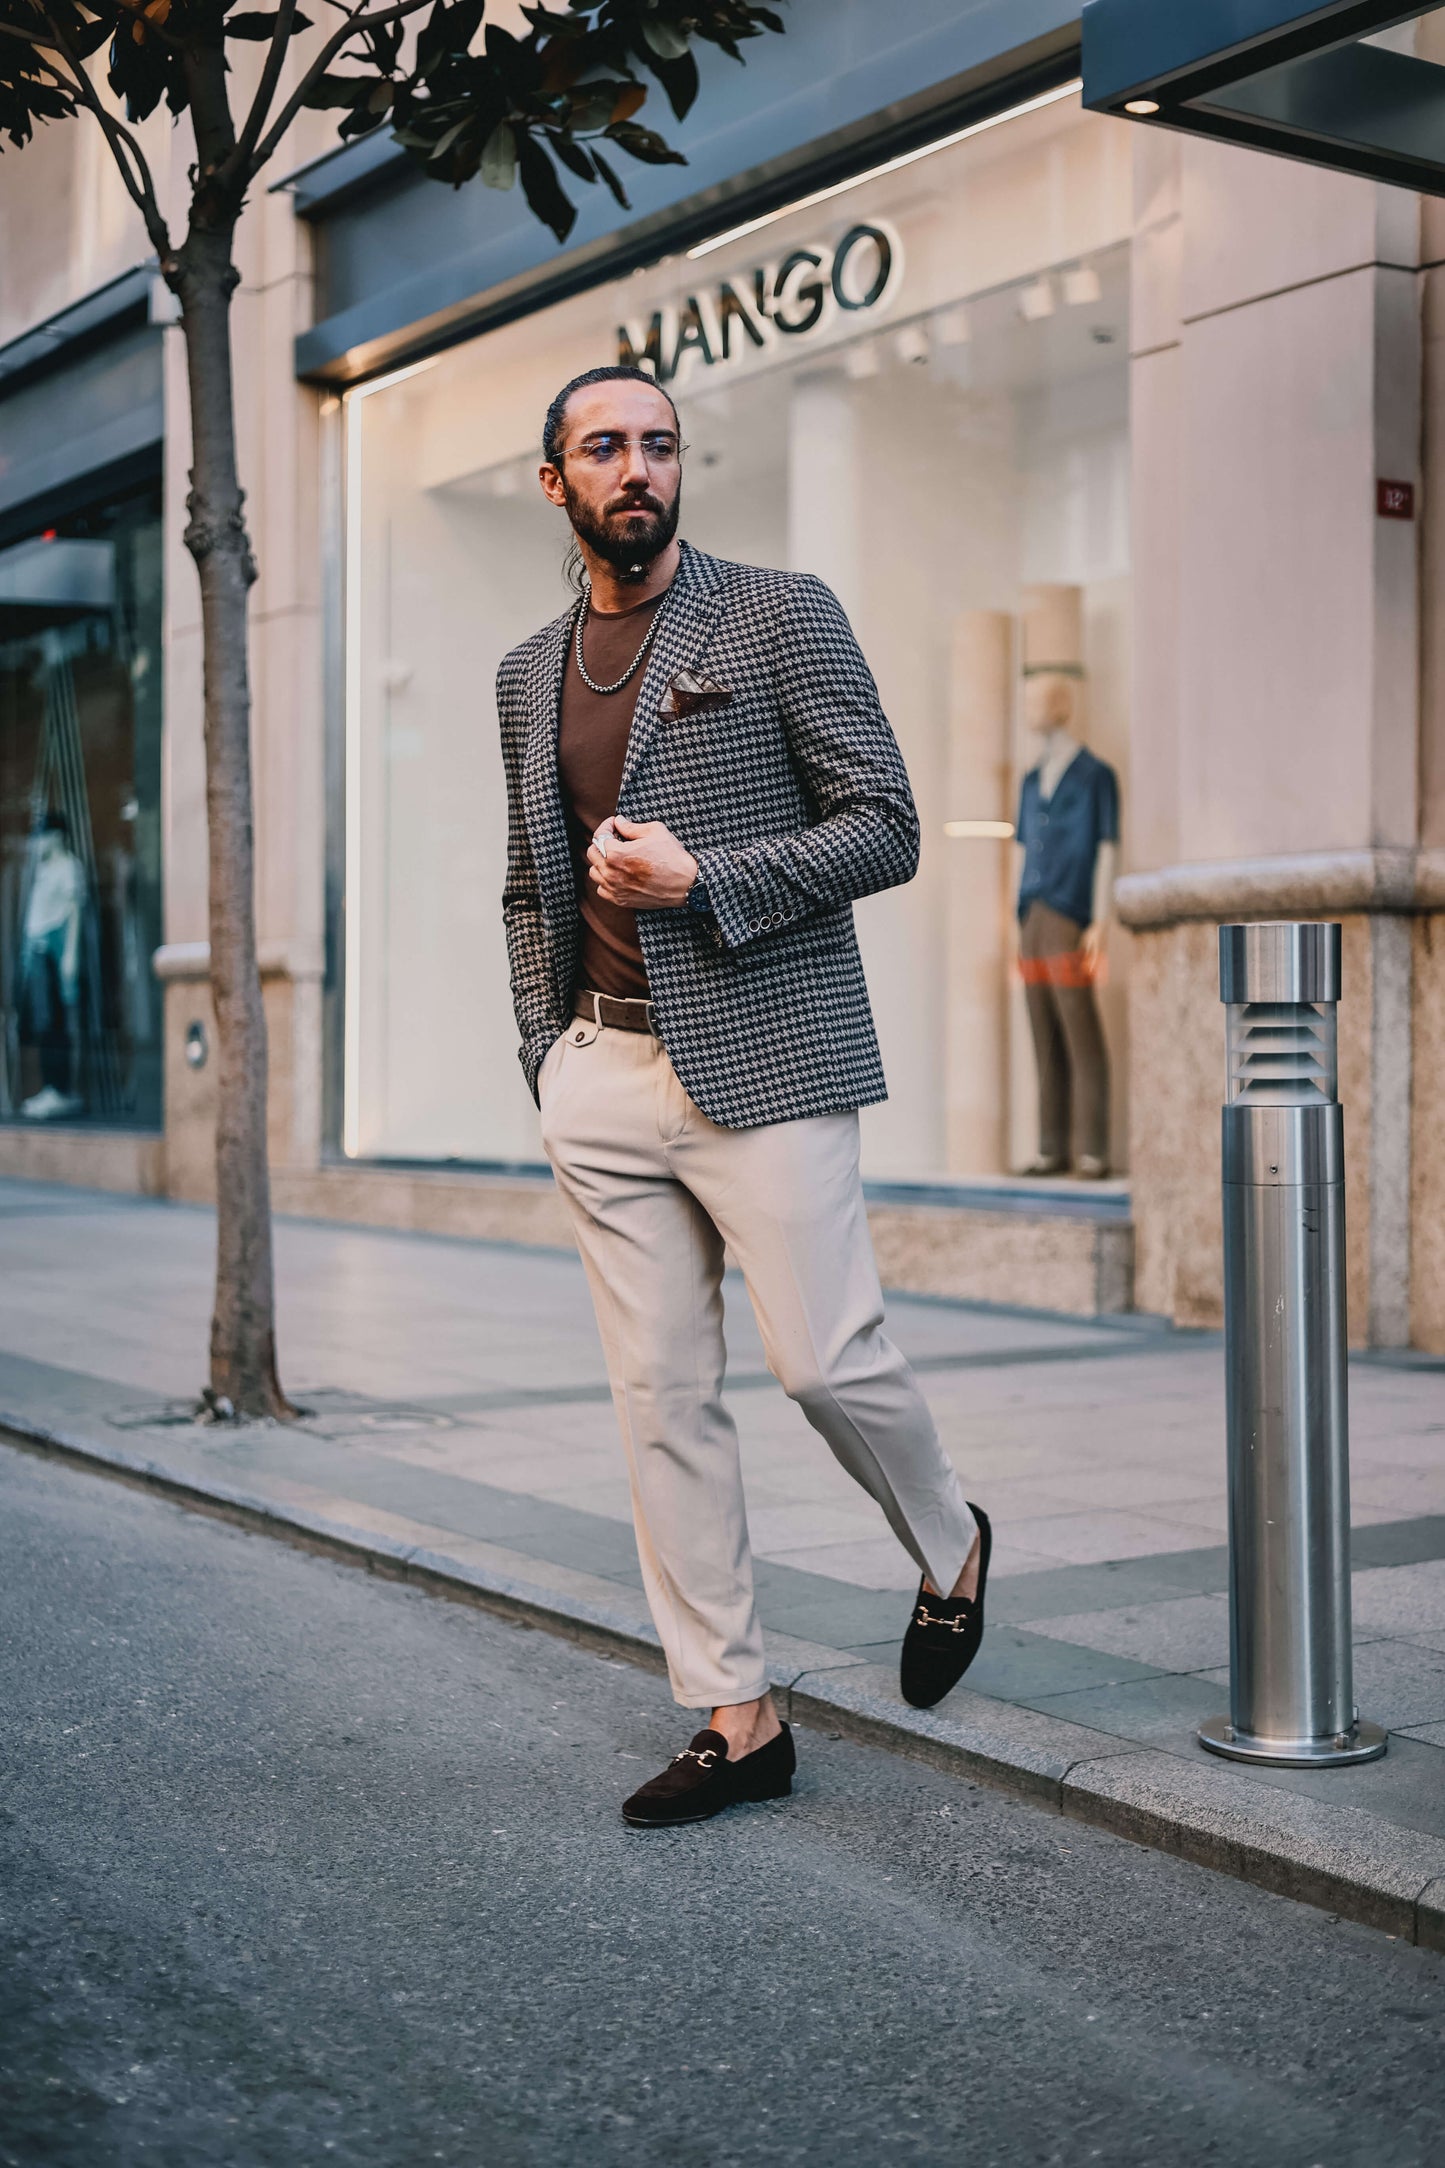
[1082,1,1445,193]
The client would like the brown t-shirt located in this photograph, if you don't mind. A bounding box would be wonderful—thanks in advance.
[556,590,665,1003]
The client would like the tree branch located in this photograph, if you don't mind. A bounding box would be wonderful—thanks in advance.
[228,0,299,183]
[35,9,172,258]
[249,0,431,172]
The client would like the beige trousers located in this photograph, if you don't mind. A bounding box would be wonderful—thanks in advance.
[538,1015,978,1709]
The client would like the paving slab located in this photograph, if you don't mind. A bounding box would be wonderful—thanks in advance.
[1020,1592,1232,1672]
[1019,1671,1227,1752]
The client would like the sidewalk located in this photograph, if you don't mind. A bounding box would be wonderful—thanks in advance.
[5,1173,1445,1943]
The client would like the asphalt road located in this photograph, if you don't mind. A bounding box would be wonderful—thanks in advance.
[3,1443,1444,2168]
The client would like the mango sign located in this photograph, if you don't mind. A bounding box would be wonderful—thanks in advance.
[617,222,903,387]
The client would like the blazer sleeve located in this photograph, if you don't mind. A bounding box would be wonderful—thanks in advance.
[498,657,564,1099]
[691,575,920,954]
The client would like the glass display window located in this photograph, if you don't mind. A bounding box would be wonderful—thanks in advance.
[0,481,164,1128]
[343,90,1132,1179]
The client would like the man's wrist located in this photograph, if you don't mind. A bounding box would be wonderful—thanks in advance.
[686,867,711,916]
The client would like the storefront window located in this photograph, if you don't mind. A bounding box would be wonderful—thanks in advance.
[344,91,1132,1178]
[0,481,164,1128]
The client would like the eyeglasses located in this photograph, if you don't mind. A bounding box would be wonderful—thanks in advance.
[553,433,686,468]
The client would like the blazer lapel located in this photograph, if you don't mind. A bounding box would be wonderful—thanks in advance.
[520,604,577,915]
[618,542,725,806]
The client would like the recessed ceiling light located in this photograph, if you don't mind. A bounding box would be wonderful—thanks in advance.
[934,305,971,347]
[1063,265,1102,308]
[1125,99,1160,116]
[1018,278,1056,323]
[894,324,931,366]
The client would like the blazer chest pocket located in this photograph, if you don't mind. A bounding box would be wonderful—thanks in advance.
[657,669,733,721]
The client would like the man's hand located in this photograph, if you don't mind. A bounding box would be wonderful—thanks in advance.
[588,816,698,909]
[1080,920,1106,974]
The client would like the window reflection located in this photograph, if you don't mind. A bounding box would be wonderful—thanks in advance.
[0,483,164,1127]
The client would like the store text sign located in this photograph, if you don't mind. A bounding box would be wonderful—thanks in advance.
[617,221,902,388]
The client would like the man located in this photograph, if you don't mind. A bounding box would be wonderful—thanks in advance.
[498,363,990,1828]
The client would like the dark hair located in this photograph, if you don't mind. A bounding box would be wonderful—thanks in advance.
[541,364,679,464]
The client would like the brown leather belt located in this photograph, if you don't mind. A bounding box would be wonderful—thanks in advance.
[574,988,660,1036]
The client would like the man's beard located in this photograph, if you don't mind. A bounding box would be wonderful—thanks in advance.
[564,480,680,584]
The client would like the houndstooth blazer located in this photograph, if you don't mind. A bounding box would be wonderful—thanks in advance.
[497,539,920,1130]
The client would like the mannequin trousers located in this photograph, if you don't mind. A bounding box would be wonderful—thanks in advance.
[1020,901,1110,1167]
[538,1014,978,1709]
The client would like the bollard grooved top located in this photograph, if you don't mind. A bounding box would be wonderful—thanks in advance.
[1219,922,1342,1006]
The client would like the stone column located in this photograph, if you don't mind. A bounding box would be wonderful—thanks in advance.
[944,611,1013,1173]
[786,370,862,621]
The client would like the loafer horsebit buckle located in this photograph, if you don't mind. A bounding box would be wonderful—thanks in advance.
[673,1745,720,1769]
[914,1602,971,1633]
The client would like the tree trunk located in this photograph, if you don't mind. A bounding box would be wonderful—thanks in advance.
[177,226,292,1420]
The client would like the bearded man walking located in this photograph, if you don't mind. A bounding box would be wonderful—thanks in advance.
[498,364,990,1826]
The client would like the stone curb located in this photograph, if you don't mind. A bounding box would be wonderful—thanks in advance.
[7,1409,1445,1950]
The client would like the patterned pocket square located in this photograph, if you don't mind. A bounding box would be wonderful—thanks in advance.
[659,668,734,720]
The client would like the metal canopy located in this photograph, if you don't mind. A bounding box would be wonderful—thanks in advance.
[1081,1,1445,193]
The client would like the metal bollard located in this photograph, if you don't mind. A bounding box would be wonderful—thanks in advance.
[1198,923,1387,1768]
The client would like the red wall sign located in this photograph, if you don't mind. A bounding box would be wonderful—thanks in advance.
[1377,479,1415,520]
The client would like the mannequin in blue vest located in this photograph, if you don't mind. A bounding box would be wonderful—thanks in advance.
[1014,659,1118,1179]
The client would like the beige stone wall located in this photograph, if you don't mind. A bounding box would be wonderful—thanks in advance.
[264,1165,1133,1320]
[162,961,323,1204]
[0,1127,164,1194]
[1127,915,1381,1339]
[1412,916,1445,1354]
[1122,118,1432,1345]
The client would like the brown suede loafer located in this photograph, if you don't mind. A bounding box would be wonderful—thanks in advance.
[622,1723,796,1828]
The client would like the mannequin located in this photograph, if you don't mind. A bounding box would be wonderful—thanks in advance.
[1014,666,1118,1179]
[19,809,85,1120]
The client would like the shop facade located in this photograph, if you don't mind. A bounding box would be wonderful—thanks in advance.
[342,87,1134,1186]
[0,273,167,1187]
[3,0,1444,1343]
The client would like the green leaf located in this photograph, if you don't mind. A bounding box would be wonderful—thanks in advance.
[590,145,630,211]
[225,11,314,38]
[70,16,115,61]
[549,131,595,183]
[605,120,687,168]
[641,21,690,62]
[428,114,475,161]
[480,119,517,189]
[299,74,374,110]
[517,134,577,242]
[635,43,698,121]
[338,106,390,140]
